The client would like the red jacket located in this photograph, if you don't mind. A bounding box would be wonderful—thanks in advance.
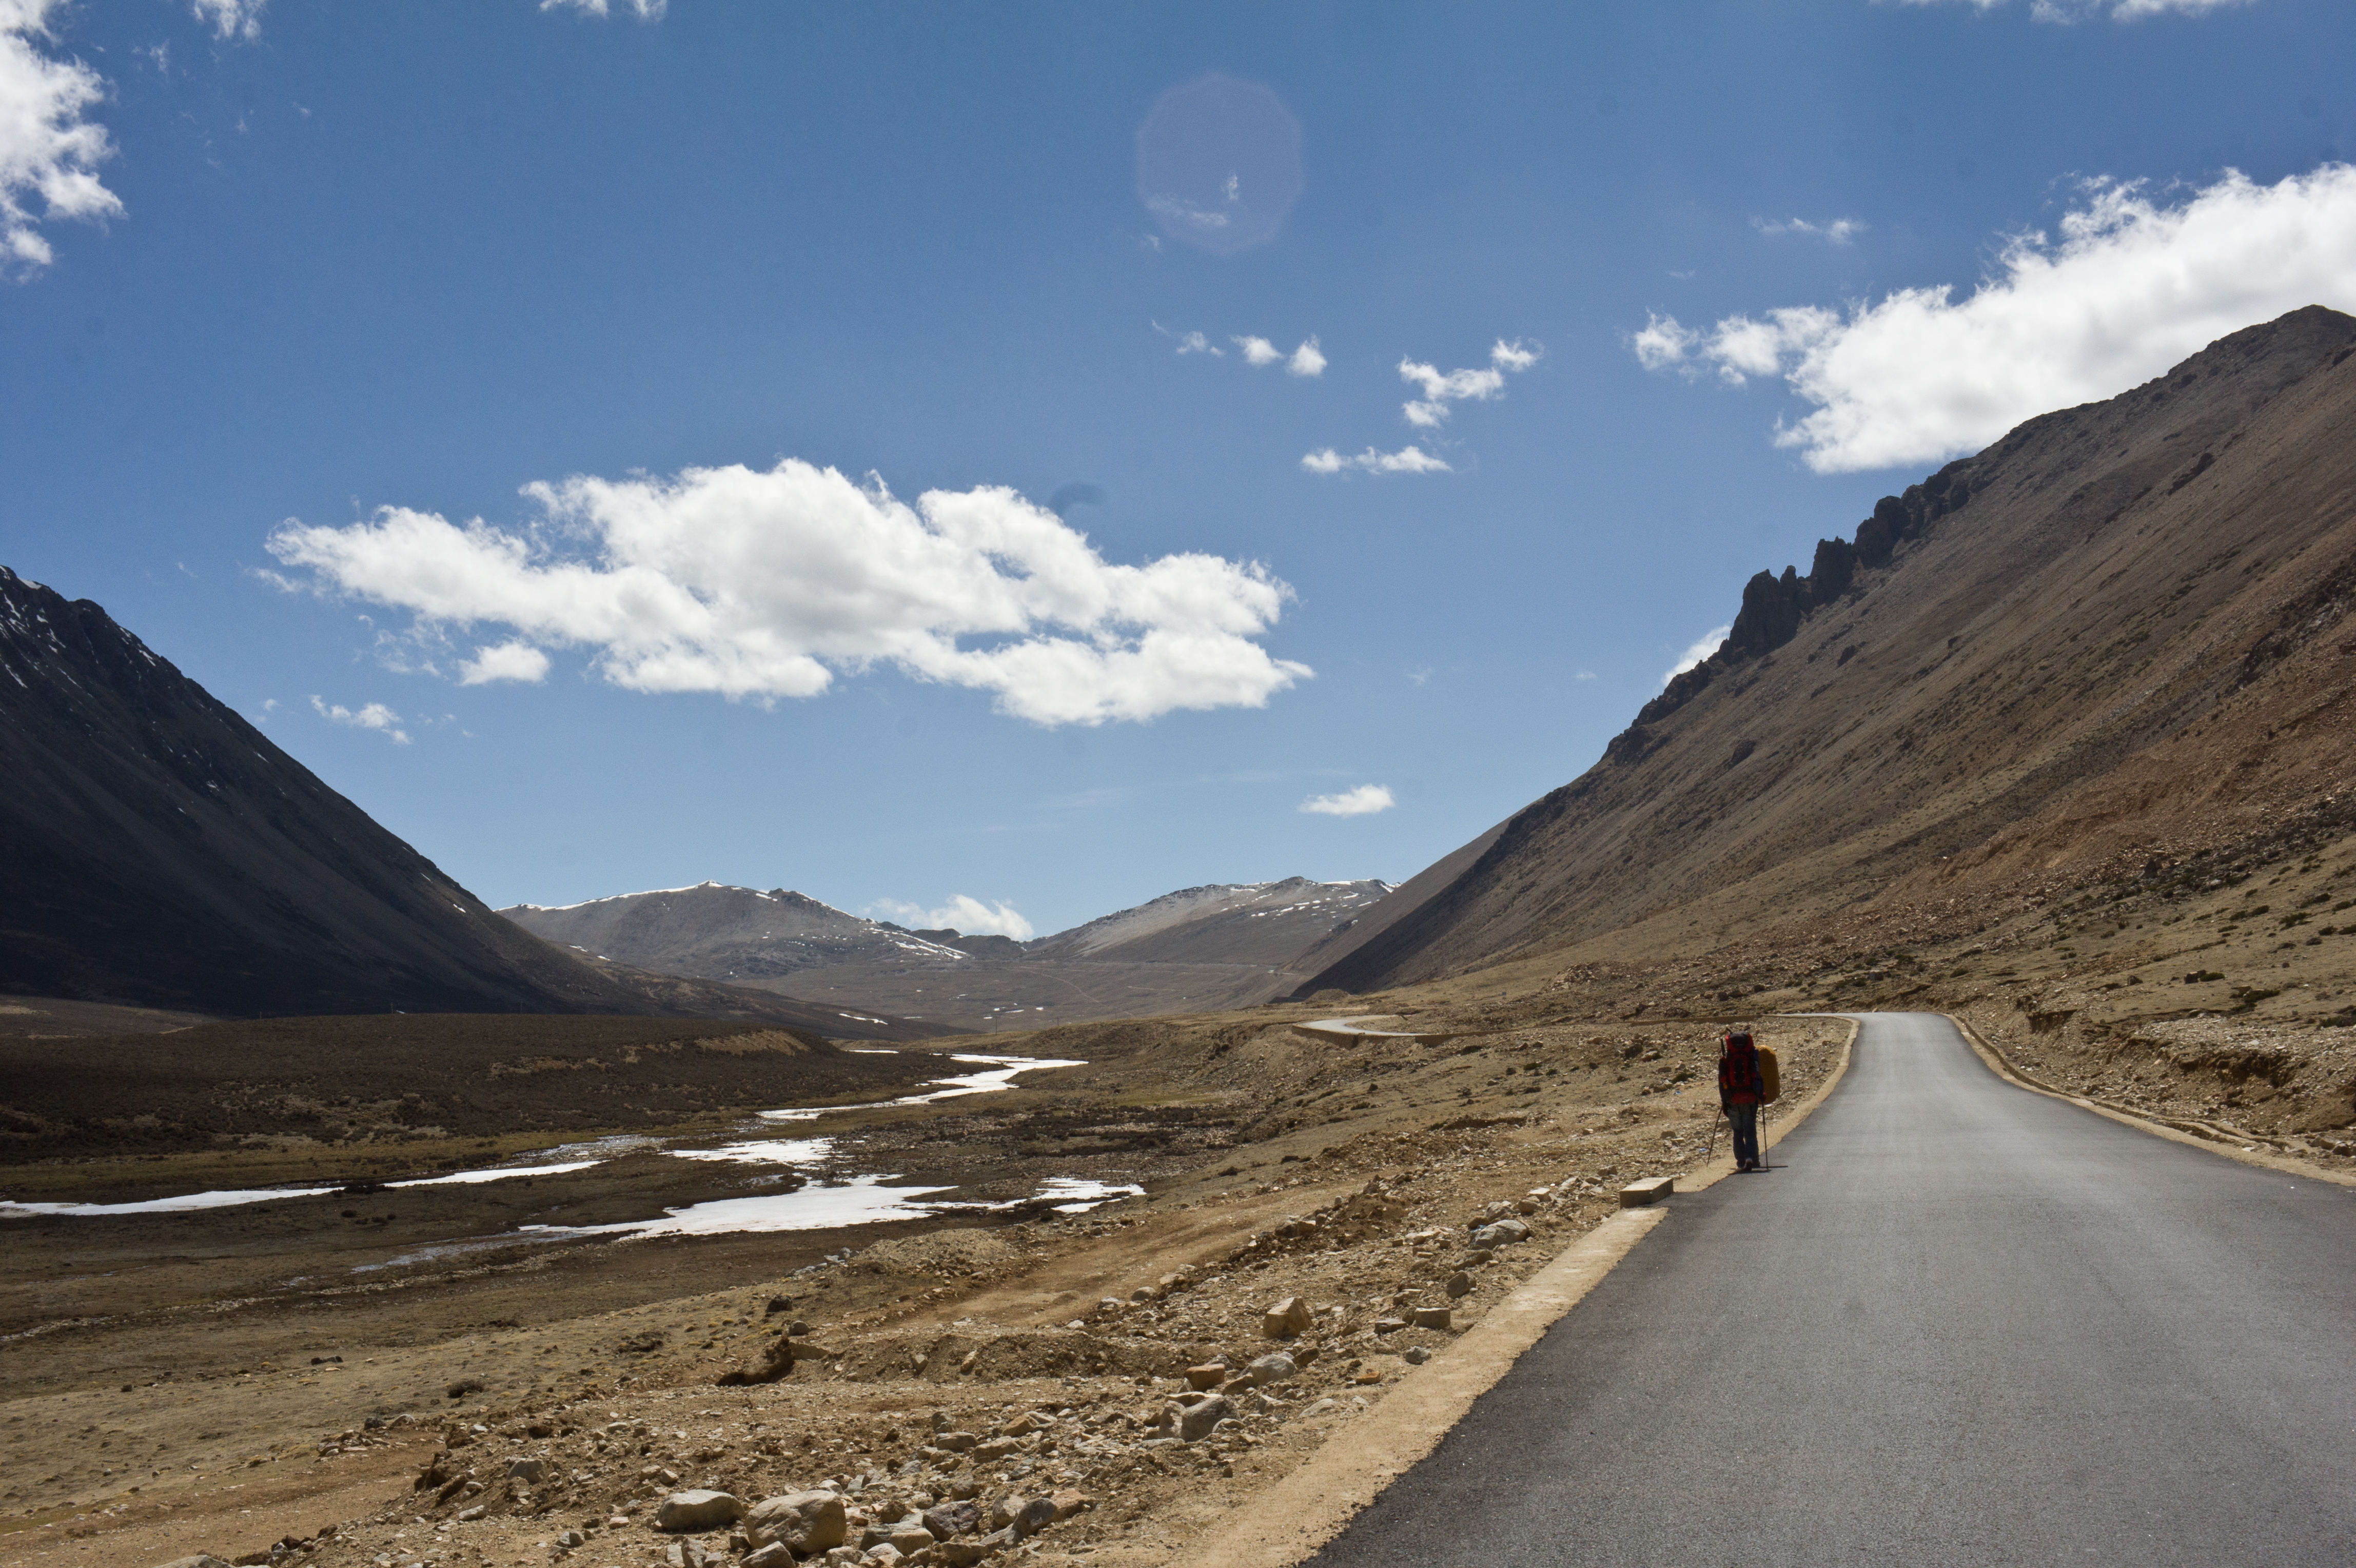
[1719,1032,1764,1107]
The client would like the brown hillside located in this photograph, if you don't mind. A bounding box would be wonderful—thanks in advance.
[1298,305,2356,992]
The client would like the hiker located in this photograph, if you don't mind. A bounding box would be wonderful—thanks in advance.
[1719,1025,1766,1171]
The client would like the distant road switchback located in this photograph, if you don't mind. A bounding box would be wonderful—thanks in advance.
[1310,1012,2356,1566]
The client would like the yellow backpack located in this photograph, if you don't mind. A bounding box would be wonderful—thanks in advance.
[1757,1044,1782,1104]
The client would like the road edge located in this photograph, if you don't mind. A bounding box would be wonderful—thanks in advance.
[1945,1012,2356,1190]
[1194,1014,1861,1568]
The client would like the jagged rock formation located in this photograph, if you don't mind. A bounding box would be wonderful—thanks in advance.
[0,567,925,1035]
[1293,305,2356,994]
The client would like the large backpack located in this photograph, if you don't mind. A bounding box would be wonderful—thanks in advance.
[1758,1043,1781,1104]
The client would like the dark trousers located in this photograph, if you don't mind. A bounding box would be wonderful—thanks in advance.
[1728,1103,1759,1167]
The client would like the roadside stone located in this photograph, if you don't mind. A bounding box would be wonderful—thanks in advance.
[747,1490,848,1555]
[972,1436,1021,1459]
[1262,1296,1315,1338]
[888,1524,936,1554]
[1470,1218,1530,1248]
[1444,1271,1474,1298]
[742,1544,792,1568]
[932,1431,978,1453]
[922,1500,980,1539]
[865,1545,904,1568]
[1403,1346,1430,1365]
[504,1458,546,1484]
[1372,1316,1408,1334]
[455,1505,487,1522]
[1185,1364,1226,1390]
[656,1491,744,1533]
[1011,1497,1057,1538]
[1178,1394,1231,1442]
[1047,1490,1094,1522]
[1301,1398,1341,1418]
[1245,1351,1297,1387]
[1410,1306,1452,1330]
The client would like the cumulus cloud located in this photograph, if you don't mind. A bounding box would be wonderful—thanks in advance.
[1897,0,2250,18]
[1755,215,1867,244]
[1299,445,1452,476]
[1398,339,1540,426]
[539,0,666,17]
[268,458,1311,728]
[1632,164,2356,473]
[1301,783,1396,817]
[1235,335,1281,366]
[0,0,124,275]
[189,0,265,41]
[870,894,1035,942]
[458,639,552,686]
[311,695,410,744]
[1664,626,1732,687]
[1170,327,1222,357]
[1172,325,1323,375]
[1286,338,1327,377]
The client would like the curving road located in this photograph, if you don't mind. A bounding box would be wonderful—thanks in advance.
[1311,1012,2356,1567]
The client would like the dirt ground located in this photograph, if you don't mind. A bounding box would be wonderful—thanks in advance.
[1,1005,1850,1568]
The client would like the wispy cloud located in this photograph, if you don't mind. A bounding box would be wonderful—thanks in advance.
[1663,627,1732,687]
[539,0,666,18]
[1398,340,1540,427]
[1632,164,2356,473]
[311,695,410,744]
[1300,445,1452,476]
[869,895,1035,942]
[1165,323,1326,377]
[458,639,552,686]
[1754,215,1866,245]
[1894,0,2251,19]
[269,458,1311,728]
[1301,783,1396,817]
[0,1,124,276]
[189,0,266,41]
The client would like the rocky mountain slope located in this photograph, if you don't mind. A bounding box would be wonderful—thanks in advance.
[0,567,927,1037]
[502,878,1392,1031]
[1295,305,2356,997]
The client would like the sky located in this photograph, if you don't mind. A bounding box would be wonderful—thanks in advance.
[5,0,2354,939]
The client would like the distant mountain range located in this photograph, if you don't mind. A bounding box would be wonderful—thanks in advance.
[501,876,1392,1030]
[1289,306,2356,994]
[0,566,936,1040]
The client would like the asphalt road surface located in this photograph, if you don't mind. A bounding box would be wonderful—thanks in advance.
[1312,1011,2356,1566]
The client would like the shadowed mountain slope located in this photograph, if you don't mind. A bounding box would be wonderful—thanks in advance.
[0,567,931,1037]
[1295,305,2356,993]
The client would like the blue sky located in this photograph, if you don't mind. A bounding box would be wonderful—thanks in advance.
[5,0,2353,938]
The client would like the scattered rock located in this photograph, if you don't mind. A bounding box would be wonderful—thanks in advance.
[1469,1218,1530,1248]
[1410,1306,1452,1330]
[717,1335,795,1386]
[1245,1351,1297,1387]
[505,1458,546,1483]
[656,1490,744,1533]
[1403,1346,1430,1365]
[1178,1394,1231,1442]
[747,1489,848,1555]
[1185,1364,1226,1390]
[1444,1270,1474,1298]
[1048,1489,1095,1521]
[922,1500,981,1539]
[1372,1316,1408,1334]
[444,1378,484,1400]
[152,1557,234,1568]
[1011,1497,1058,1538]
[742,1547,792,1568]
[1262,1296,1316,1338]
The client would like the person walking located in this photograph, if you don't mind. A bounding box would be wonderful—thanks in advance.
[1719,1025,1766,1172]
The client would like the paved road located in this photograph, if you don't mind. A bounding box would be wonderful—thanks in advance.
[1311,1012,2356,1566]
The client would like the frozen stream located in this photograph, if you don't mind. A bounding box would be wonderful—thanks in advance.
[0,1052,1138,1232]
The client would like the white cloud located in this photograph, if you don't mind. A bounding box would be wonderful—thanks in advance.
[1170,327,1223,357]
[458,639,552,686]
[1234,335,1281,366]
[1286,337,1327,377]
[1301,783,1396,817]
[1632,164,2356,473]
[1184,327,1322,375]
[1754,216,1866,245]
[1300,444,1452,476]
[311,695,410,744]
[870,895,1035,942]
[189,0,265,41]
[0,0,124,275]
[268,458,1311,728]
[1397,339,1539,425]
[1664,626,1732,687]
[539,0,666,17]
[1574,669,1598,681]
[1898,0,2250,18]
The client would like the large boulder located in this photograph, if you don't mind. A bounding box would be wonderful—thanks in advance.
[747,1490,848,1554]
[655,1491,744,1533]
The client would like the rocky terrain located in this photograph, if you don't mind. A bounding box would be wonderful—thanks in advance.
[500,881,1394,1033]
[0,1003,1850,1568]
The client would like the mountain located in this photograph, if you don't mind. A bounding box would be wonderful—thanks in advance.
[1293,305,2356,994]
[0,566,935,1038]
[501,876,1392,1030]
